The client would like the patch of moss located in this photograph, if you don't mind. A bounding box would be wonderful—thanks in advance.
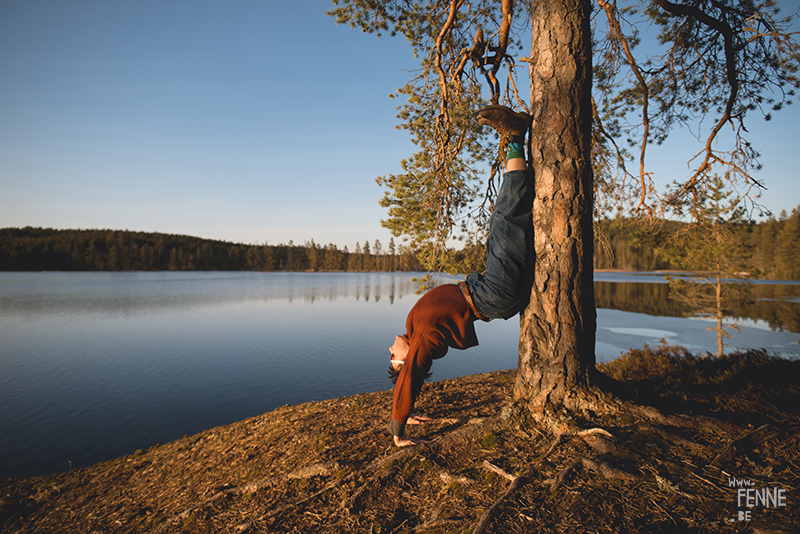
[407,456,434,471]
[384,458,400,469]
[617,414,637,425]
[481,432,499,448]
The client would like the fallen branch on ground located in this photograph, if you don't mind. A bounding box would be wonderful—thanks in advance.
[471,434,565,534]
[483,460,517,482]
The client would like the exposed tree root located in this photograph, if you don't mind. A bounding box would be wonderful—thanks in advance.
[412,518,462,531]
[471,468,529,534]
[482,460,517,482]
[711,423,776,465]
[470,378,737,533]
[637,423,707,452]
[579,430,616,454]
[471,434,564,534]
[468,365,792,534]
[580,456,639,482]
[545,458,581,492]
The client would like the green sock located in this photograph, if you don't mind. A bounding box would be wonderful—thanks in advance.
[506,141,524,161]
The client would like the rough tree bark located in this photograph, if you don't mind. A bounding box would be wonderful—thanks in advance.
[513,0,598,425]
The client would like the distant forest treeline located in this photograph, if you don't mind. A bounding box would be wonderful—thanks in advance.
[594,206,800,280]
[0,227,423,272]
[3,206,800,278]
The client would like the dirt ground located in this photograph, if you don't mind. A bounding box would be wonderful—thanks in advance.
[1,349,798,533]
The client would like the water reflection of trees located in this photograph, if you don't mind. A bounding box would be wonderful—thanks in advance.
[736,284,800,333]
[8,272,796,332]
[595,282,680,317]
[0,273,433,319]
[298,274,423,304]
[273,273,416,305]
[595,281,800,333]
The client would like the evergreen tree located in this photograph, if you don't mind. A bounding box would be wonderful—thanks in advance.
[362,239,372,271]
[776,208,800,279]
[662,175,752,356]
[374,239,383,271]
[350,242,362,271]
[308,239,319,272]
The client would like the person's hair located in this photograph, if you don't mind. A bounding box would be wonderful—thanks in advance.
[388,365,401,384]
[387,364,432,385]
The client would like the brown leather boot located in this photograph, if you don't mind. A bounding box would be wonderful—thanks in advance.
[477,105,531,141]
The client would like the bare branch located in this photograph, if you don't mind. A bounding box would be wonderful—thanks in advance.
[599,0,654,215]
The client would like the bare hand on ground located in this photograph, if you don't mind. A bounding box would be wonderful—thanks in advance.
[393,435,430,447]
[406,414,433,425]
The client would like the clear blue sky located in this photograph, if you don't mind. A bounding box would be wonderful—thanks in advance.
[1,1,798,250]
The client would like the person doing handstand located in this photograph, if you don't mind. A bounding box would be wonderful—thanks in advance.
[387,105,533,447]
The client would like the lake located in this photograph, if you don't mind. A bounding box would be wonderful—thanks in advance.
[1,271,799,480]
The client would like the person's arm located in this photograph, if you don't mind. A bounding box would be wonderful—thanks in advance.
[388,336,445,445]
[388,350,418,440]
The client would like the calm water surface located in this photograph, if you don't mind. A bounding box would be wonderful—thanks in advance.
[1,271,799,480]
[0,272,522,480]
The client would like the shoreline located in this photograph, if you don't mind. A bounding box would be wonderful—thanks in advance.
[4,267,800,280]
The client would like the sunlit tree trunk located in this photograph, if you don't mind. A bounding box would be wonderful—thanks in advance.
[716,268,724,357]
[513,0,597,423]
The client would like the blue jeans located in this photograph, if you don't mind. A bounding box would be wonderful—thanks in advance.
[464,169,532,320]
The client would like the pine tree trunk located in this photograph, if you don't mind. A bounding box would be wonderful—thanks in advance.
[514,0,597,423]
[716,269,724,357]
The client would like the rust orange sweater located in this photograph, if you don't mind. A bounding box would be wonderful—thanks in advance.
[389,283,479,437]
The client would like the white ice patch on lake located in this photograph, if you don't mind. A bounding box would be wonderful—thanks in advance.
[595,308,800,362]
[604,327,680,339]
